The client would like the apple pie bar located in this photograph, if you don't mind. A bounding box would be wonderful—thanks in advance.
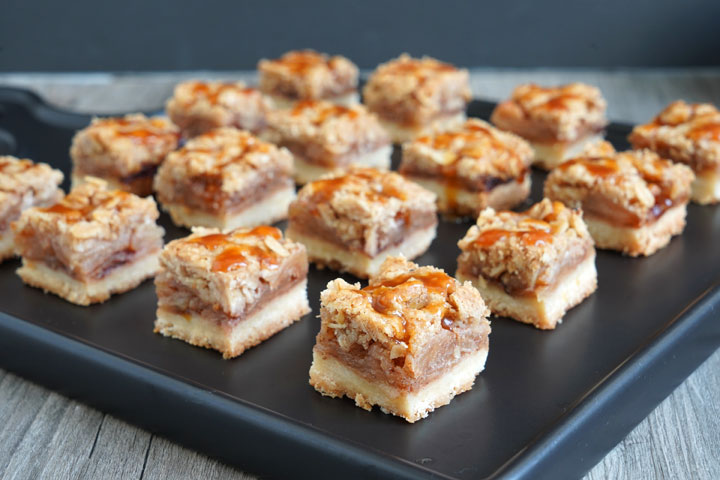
[629,100,720,204]
[309,256,491,423]
[13,177,164,305]
[0,156,63,261]
[154,226,310,359]
[265,100,391,184]
[70,114,180,196]
[286,166,438,278]
[399,118,533,217]
[490,83,608,169]
[153,128,295,229]
[456,199,597,329]
[544,141,694,256]
[363,54,471,143]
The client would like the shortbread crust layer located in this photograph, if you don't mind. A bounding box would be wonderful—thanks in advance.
[378,112,467,144]
[309,347,489,423]
[155,280,310,359]
[457,252,597,330]
[530,133,604,170]
[17,253,160,306]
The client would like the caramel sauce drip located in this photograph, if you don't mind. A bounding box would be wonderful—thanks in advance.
[97,117,177,143]
[0,158,33,173]
[687,121,720,142]
[309,169,407,207]
[290,100,358,124]
[276,51,332,74]
[188,226,283,273]
[189,82,255,104]
[473,213,554,248]
[41,191,132,223]
[386,58,456,76]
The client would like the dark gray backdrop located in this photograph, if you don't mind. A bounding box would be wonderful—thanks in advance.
[2,0,719,72]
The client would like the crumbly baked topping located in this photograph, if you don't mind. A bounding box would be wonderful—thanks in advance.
[166,80,273,136]
[258,50,358,100]
[490,83,607,142]
[629,100,720,173]
[160,226,306,317]
[362,54,471,126]
[400,118,532,184]
[0,156,64,230]
[154,128,293,210]
[457,198,593,293]
[319,256,489,368]
[266,100,390,164]
[544,141,694,224]
[289,166,437,256]
[12,177,164,279]
[70,114,180,177]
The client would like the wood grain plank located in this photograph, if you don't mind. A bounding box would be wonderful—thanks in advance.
[78,416,152,480]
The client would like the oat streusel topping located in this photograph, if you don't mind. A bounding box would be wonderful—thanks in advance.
[457,199,593,293]
[491,83,607,142]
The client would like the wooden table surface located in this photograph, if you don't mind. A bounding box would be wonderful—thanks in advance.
[0,70,719,480]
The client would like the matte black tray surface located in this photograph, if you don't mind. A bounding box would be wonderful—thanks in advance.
[0,86,718,480]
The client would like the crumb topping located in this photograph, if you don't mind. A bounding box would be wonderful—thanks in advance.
[258,50,358,100]
[70,114,180,177]
[289,167,437,256]
[457,199,593,293]
[491,83,607,142]
[319,256,489,362]
[629,100,720,172]
[362,54,471,126]
[166,80,272,135]
[160,226,306,316]
[266,100,389,163]
[0,156,64,230]
[400,118,533,183]
[545,141,694,224]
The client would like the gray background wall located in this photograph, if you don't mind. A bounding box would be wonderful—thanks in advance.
[2,0,719,72]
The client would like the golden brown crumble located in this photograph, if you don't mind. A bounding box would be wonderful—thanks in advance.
[362,54,471,126]
[166,80,273,136]
[457,199,593,293]
[159,226,307,317]
[288,166,437,256]
[400,118,532,184]
[490,83,607,142]
[265,100,390,165]
[0,156,64,231]
[258,50,358,100]
[629,100,720,173]
[544,141,694,224]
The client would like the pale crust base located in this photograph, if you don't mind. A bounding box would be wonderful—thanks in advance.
[286,224,437,278]
[17,253,160,306]
[154,280,310,359]
[378,112,467,144]
[457,253,597,330]
[0,230,15,262]
[309,348,489,423]
[268,92,361,109]
[585,203,687,256]
[406,174,531,217]
[691,169,720,205]
[530,133,604,170]
[293,145,393,185]
[160,185,296,230]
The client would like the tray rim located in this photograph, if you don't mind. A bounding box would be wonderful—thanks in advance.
[0,85,719,479]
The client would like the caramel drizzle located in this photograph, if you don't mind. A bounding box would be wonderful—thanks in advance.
[290,100,359,124]
[515,84,596,115]
[308,169,407,207]
[94,117,178,143]
[188,82,256,104]
[273,50,335,74]
[472,202,566,248]
[188,226,283,273]
[41,190,132,223]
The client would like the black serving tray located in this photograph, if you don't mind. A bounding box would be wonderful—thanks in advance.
[0,86,718,480]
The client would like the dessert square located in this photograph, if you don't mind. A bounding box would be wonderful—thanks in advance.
[399,118,533,217]
[153,128,295,229]
[363,54,472,143]
[456,199,597,330]
[166,80,273,138]
[544,141,694,256]
[286,166,438,278]
[0,156,64,261]
[628,100,720,204]
[70,114,180,196]
[13,178,165,306]
[266,100,391,184]
[154,225,310,359]
[490,83,608,169]
[309,256,491,423]
[258,50,359,108]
